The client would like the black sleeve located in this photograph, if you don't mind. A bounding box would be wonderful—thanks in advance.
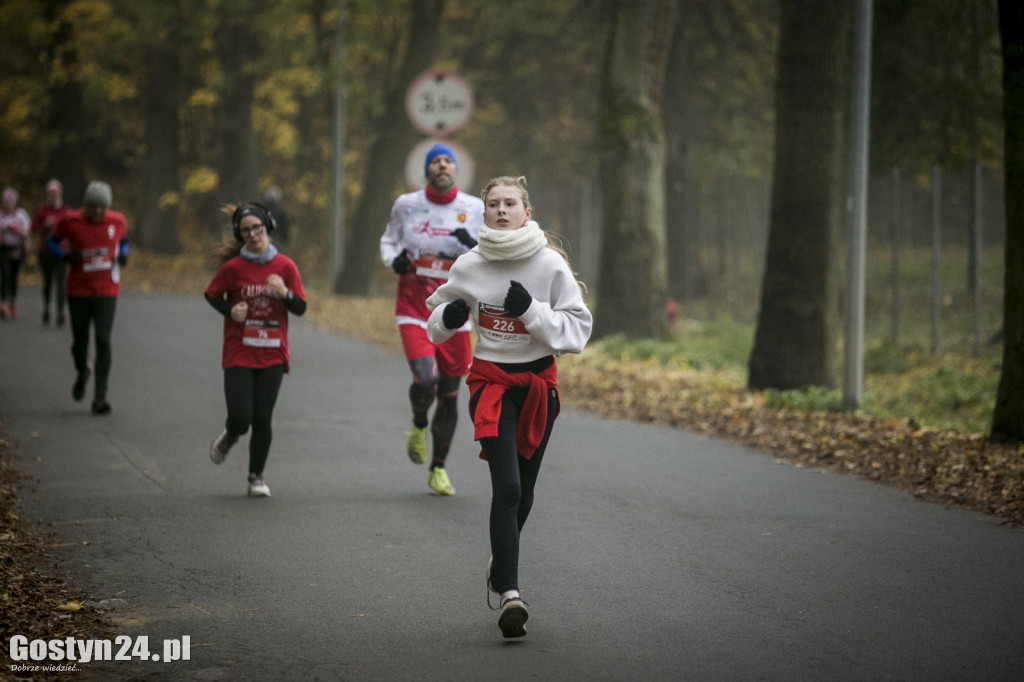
[283,292,306,316]
[205,292,234,318]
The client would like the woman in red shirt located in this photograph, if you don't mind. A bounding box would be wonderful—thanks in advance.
[204,202,306,497]
[31,179,71,326]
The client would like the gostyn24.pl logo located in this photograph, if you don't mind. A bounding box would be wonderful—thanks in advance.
[8,635,191,666]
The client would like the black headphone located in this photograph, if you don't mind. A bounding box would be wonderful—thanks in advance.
[231,202,277,242]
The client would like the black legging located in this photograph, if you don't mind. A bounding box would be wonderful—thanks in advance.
[473,382,558,594]
[68,297,117,400]
[0,247,23,302]
[39,252,67,315]
[408,356,461,468]
[223,364,284,476]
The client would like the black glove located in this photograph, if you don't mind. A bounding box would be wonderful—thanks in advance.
[391,250,412,275]
[504,280,532,317]
[452,228,477,248]
[442,299,470,329]
[117,254,128,266]
[64,251,81,265]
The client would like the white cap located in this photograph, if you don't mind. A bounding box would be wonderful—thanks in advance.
[83,181,112,207]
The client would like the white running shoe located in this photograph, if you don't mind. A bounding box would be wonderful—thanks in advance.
[247,474,271,497]
[498,597,529,638]
[210,430,235,464]
[486,556,497,593]
[486,556,499,609]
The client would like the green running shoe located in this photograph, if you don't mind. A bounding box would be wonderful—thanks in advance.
[428,467,455,495]
[406,420,428,464]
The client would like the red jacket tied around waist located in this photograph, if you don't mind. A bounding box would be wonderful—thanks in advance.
[467,358,560,460]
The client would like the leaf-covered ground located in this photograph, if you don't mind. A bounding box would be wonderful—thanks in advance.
[555,356,1024,526]
[1,442,113,681]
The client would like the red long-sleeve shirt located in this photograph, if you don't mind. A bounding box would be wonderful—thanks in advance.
[205,253,306,373]
[52,209,128,298]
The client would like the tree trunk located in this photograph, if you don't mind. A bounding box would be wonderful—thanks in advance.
[214,12,262,218]
[334,0,447,295]
[43,3,88,203]
[139,42,181,254]
[592,0,676,339]
[747,0,851,391]
[663,1,704,303]
[991,0,1024,442]
[289,0,333,251]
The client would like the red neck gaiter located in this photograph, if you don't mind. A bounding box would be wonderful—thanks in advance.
[425,185,458,205]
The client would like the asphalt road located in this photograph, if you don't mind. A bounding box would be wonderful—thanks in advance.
[2,288,1023,681]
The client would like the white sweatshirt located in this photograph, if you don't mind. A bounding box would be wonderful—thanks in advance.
[379,188,483,327]
[426,246,592,364]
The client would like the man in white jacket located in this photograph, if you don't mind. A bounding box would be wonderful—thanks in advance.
[379,143,484,495]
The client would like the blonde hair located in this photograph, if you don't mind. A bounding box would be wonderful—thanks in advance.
[481,175,586,293]
[481,175,532,212]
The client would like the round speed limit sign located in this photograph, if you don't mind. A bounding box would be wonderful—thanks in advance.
[406,70,474,136]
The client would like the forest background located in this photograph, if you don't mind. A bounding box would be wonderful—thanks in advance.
[2,1,1021,502]
[0,0,1003,297]
[7,1,1024,661]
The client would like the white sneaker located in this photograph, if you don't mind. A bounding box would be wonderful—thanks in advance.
[486,556,499,609]
[210,430,235,464]
[247,474,271,497]
[486,556,497,593]
[498,597,528,638]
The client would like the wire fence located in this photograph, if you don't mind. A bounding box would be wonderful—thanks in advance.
[554,165,1005,356]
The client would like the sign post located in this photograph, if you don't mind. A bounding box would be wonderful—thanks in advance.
[405,69,475,190]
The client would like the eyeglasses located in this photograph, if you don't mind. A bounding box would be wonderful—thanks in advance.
[239,224,265,236]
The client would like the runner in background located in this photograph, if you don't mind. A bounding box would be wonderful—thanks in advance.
[47,181,129,415]
[0,187,32,320]
[205,202,307,498]
[31,179,71,326]
[379,143,484,496]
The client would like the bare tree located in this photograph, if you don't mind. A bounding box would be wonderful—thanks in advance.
[41,0,88,202]
[335,0,446,295]
[991,0,1024,442]
[747,0,852,391]
[214,7,263,211]
[663,2,703,303]
[593,0,676,339]
[139,40,181,253]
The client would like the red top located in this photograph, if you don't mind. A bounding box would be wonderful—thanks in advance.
[205,253,306,373]
[467,359,560,460]
[31,204,71,254]
[53,209,129,298]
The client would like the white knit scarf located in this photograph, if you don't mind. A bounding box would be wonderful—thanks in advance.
[477,221,548,261]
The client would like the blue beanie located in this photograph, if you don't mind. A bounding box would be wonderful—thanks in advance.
[424,143,457,176]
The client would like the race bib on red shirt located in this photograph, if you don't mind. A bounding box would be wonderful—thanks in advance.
[81,247,113,272]
[242,318,282,347]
